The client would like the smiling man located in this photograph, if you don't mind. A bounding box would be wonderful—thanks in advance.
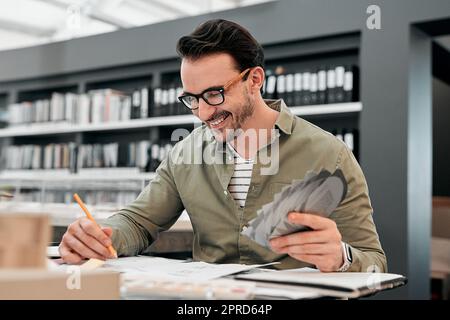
[59,19,387,273]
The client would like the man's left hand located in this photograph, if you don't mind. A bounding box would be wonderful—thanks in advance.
[269,212,344,272]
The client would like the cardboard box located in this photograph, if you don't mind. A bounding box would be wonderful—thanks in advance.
[0,213,51,268]
[0,270,120,300]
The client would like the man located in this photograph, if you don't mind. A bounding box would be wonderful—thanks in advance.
[59,19,387,272]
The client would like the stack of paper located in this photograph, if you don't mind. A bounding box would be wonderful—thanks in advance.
[102,256,276,281]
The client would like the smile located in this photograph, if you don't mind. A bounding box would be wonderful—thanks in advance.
[208,112,230,128]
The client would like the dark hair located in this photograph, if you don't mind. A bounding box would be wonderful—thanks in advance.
[176,19,265,73]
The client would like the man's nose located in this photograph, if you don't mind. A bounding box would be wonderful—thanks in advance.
[197,98,216,122]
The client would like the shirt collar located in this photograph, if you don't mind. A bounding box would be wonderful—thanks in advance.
[266,99,295,135]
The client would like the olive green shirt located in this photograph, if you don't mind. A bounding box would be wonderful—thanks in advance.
[103,99,387,272]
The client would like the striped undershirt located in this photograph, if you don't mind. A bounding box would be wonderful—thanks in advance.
[227,143,254,208]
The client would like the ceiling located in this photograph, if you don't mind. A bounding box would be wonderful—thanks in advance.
[0,0,272,51]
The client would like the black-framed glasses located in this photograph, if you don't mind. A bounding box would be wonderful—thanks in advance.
[178,68,251,110]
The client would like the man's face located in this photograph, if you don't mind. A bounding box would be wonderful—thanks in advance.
[180,53,255,142]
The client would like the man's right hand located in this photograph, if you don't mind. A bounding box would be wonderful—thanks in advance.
[59,217,115,264]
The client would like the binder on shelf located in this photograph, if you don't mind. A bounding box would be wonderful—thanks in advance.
[152,88,163,117]
[293,73,303,106]
[176,87,186,115]
[167,86,177,116]
[276,74,286,105]
[335,66,346,103]
[301,71,311,106]
[344,131,354,151]
[284,74,295,107]
[150,143,161,172]
[131,89,141,120]
[140,87,149,119]
[326,68,337,104]
[344,65,359,102]
[317,67,327,105]
[309,72,318,105]
[265,74,277,100]
[161,89,169,117]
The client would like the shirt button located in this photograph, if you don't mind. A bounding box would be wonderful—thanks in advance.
[224,190,228,196]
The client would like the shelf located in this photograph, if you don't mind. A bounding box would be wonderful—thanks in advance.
[289,102,362,116]
[0,102,362,137]
[0,168,156,182]
[0,114,201,137]
[0,201,193,231]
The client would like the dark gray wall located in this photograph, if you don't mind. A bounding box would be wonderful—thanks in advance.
[1,0,450,299]
[433,78,450,197]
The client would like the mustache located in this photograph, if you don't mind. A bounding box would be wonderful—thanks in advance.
[206,110,230,122]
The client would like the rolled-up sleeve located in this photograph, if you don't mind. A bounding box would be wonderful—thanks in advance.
[101,151,184,257]
[332,144,388,272]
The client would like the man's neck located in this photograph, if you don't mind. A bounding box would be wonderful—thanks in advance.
[231,98,279,159]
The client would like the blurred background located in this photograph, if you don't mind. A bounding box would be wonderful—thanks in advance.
[0,0,449,300]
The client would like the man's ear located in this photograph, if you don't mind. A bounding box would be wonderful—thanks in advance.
[249,66,265,94]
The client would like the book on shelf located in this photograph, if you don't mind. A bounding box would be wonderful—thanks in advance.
[152,84,187,117]
[317,67,327,105]
[5,87,153,127]
[1,141,174,174]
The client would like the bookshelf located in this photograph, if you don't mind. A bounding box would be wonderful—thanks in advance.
[0,31,361,212]
[0,27,363,264]
[0,102,360,137]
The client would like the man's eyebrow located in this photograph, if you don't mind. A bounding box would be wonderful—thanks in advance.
[182,86,223,96]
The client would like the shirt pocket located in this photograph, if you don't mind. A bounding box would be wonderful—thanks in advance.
[269,182,291,196]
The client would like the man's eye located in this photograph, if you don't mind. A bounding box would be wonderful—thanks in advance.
[204,91,221,99]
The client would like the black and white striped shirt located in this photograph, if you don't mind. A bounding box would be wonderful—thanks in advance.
[227,144,254,208]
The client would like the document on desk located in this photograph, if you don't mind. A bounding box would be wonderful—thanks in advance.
[117,265,322,300]
[102,256,278,281]
[235,270,407,298]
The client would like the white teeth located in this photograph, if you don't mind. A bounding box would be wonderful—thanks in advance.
[210,114,227,126]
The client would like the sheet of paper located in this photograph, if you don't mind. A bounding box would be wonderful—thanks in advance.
[252,286,322,300]
[101,256,278,281]
[46,246,61,258]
